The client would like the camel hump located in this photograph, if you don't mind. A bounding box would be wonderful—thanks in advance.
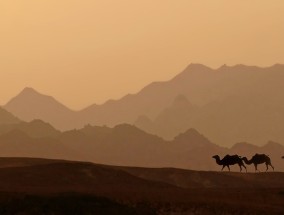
[254,153,265,158]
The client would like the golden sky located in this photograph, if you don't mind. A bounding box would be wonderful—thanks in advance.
[1,0,284,110]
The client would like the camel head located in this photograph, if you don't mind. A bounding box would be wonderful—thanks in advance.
[241,157,250,164]
[212,155,219,159]
[212,155,222,165]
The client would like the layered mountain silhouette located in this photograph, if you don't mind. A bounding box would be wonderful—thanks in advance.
[0,129,80,160]
[0,115,283,171]
[0,119,60,138]
[3,64,284,146]
[135,95,198,140]
[135,92,284,145]
[4,87,80,130]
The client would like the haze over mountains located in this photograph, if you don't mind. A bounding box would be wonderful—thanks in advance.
[4,87,81,130]
[3,63,284,147]
[0,114,283,171]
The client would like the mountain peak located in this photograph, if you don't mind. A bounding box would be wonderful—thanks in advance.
[263,141,283,149]
[5,87,70,109]
[19,87,41,96]
[217,64,231,70]
[135,115,152,125]
[174,128,209,143]
[172,63,213,82]
[269,63,284,71]
[172,128,217,149]
[114,123,142,133]
[5,87,55,107]
[7,87,50,103]
[217,64,261,72]
[22,87,37,92]
[186,63,212,71]
[172,94,191,107]
[4,88,74,130]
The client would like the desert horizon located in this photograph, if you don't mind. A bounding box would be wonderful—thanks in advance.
[1,1,284,214]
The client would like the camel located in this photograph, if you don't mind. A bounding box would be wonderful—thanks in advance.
[282,156,284,159]
[242,154,274,172]
[212,154,247,172]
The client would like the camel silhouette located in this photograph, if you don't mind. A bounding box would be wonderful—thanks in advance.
[242,154,274,172]
[212,155,247,172]
[282,156,284,159]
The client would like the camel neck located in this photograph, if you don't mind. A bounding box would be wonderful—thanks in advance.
[243,157,253,164]
[214,157,222,165]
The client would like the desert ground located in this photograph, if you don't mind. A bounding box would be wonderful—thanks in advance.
[0,157,283,215]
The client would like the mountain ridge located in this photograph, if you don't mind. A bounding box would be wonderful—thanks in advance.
[0,119,283,171]
[3,63,284,147]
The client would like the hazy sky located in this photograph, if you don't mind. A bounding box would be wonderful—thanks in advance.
[1,1,284,110]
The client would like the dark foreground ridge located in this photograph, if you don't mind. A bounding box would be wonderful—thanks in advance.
[0,157,284,215]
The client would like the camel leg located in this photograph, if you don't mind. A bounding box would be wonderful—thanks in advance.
[266,164,269,172]
[221,165,225,171]
[227,165,230,171]
[238,162,246,172]
[254,164,259,172]
[268,162,274,171]
[270,164,275,171]
[266,162,274,171]
[243,164,247,173]
[239,164,242,172]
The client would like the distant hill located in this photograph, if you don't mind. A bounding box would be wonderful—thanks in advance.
[59,124,226,169]
[0,129,81,160]
[80,63,284,130]
[135,95,198,140]
[0,119,60,138]
[230,141,284,172]
[0,121,223,170]
[0,121,283,171]
[59,124,168,167]
[4,87,80,130]
[4,64,284,147]
[135,85,284,146]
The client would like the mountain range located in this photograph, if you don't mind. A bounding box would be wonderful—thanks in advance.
[0,116,283,171]
[3,63,284,147]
